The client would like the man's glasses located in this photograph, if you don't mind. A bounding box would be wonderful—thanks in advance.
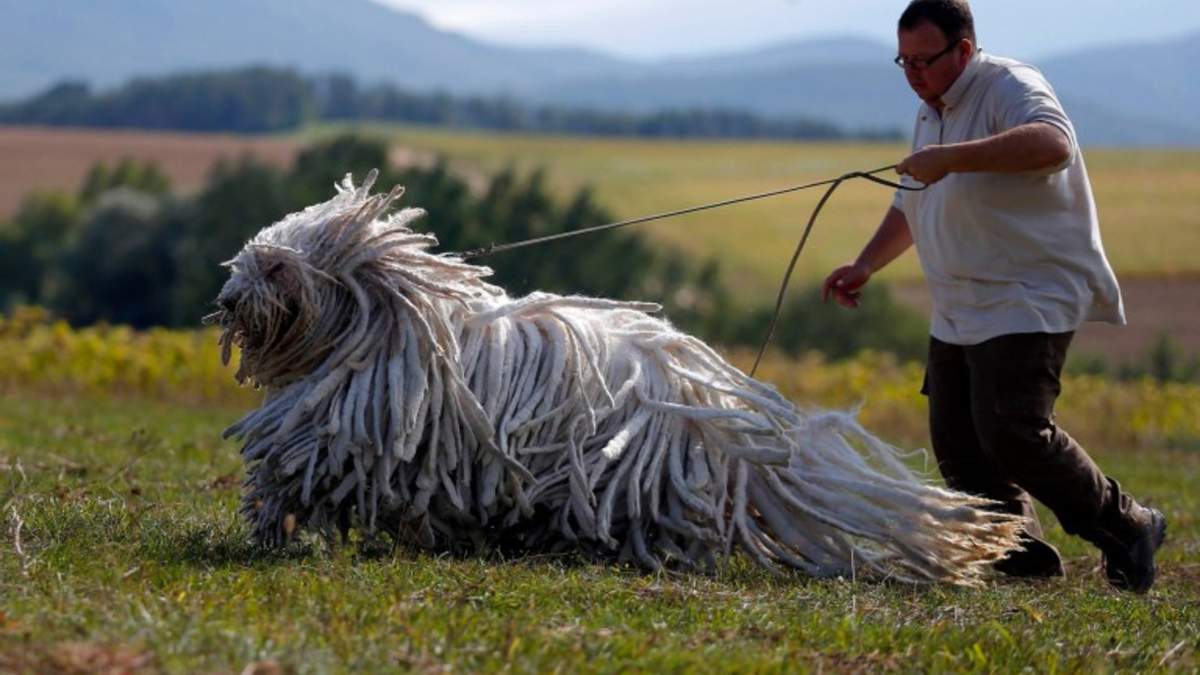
[894,40,961,71]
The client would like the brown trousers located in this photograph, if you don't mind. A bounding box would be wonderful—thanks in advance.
[922,331,1132,542]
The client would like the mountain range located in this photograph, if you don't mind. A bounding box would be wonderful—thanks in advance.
[3,0,1197,145]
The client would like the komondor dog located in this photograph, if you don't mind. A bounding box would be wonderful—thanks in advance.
[208,170,1021,585]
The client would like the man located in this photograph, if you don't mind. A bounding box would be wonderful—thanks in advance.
[821,0,1166,592]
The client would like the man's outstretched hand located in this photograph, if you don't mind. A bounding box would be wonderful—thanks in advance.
[821,261,872,308]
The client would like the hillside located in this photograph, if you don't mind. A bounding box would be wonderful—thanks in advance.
[529,33,1200,146]
[2,1,1198,145]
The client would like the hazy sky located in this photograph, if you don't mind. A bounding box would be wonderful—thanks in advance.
[373,0,1200,61]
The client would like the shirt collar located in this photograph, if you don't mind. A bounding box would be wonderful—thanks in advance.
[940,49,984,112]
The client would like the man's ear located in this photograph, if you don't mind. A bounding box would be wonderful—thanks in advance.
[957,38,975,65]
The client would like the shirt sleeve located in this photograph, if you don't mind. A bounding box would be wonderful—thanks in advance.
[891,172,922,213]
[994,65,1078,172]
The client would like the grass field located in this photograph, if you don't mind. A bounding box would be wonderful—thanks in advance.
[1,319,1198,673]
[1,393,1196,673]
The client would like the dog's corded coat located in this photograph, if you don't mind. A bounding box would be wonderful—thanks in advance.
[210,171,1021,585]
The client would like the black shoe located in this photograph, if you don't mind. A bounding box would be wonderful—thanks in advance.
[995,535,1065,578]
[1100,507,1167,594]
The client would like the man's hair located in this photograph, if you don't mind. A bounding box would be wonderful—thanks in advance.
[899,0,976,44]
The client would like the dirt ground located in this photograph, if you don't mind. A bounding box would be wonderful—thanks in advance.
[893,278,1200,364]
[0,126,300,216]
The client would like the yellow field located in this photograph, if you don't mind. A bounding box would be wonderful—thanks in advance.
[3,308,1196,454]
[308,124,1200,294]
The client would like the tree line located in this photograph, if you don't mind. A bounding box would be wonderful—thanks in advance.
[0,67,901,141]
[0,134,927,360]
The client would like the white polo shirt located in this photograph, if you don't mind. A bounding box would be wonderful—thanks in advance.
[892,50,1125,346]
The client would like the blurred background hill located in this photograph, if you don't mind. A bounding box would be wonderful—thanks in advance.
[3,0,1199,145]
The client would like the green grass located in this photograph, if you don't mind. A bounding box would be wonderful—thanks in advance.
[303,124,1200,294]
[1,393,1196,673]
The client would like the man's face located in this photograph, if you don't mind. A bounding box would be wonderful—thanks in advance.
[897,21,973,105]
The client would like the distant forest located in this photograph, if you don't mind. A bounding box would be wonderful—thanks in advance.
[0,66,902,141]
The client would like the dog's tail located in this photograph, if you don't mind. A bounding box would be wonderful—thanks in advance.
[570,319,1024,586]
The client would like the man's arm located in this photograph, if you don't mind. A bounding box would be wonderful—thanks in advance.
[897,122,1072,184]
[821,206,912,308]
[855,206,913,273]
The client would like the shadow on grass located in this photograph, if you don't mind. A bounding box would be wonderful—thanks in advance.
[139,518,576,571]
[139,511,612,573]
[140,521,316,569]
[146,519,859,594]
[138,515,871,594]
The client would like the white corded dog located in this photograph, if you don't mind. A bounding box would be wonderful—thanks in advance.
[208,171,1020,585]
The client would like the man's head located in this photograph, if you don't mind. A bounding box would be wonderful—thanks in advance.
[897,0,976,106]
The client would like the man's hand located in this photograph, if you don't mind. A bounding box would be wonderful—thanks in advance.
[821,260,872,308]
[897,145,957,185]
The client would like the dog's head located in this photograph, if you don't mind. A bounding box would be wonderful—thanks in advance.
[206,170,499,388]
